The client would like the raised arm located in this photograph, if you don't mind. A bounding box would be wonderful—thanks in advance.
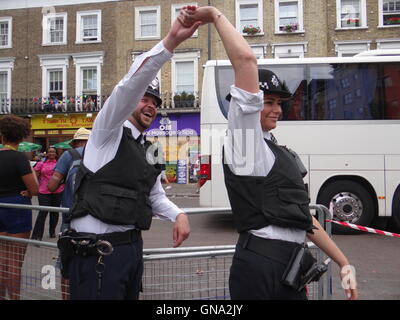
[90,11,201,147]
[183,6,259,93]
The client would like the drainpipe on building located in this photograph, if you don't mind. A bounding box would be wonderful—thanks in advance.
[207,0,212,61]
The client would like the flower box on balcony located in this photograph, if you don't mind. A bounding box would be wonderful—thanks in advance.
[385,16,400,25]
[242,25,261,36]
[345,18,360,27]
[173,92,195,108]
[280,23,298,33]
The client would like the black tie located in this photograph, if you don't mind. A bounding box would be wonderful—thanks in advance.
[136,134,145,149]
[269,132,278,145]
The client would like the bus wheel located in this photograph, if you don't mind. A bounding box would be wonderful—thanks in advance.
[317,180,375,235]
[388,186,400,232]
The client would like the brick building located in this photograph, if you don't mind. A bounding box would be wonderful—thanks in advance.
[0,0,399,180]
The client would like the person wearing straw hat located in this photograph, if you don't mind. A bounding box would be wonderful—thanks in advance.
[183,5,358,300]
[47,127,91,300]
[48,127,91,210]
[59,9,200,300]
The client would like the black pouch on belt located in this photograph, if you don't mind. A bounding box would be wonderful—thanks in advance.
[281,244,316,290]
[57,229,98,279]
[57,232,75,279]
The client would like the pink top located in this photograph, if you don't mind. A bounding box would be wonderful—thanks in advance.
[34,159,64,194]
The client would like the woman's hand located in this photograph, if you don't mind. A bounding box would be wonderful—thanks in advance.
[340,265,359,300]
[20,190,32,198]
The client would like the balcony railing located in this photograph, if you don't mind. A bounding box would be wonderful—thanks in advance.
[0,92,201,115]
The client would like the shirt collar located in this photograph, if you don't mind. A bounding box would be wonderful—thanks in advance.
[263,131,272,141]
[123,120,144,142]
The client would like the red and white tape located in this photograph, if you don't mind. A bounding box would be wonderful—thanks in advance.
[326,220,400,238]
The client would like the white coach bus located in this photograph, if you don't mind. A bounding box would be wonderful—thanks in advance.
[199,54,400,234]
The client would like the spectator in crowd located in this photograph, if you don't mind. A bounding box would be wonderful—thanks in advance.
[0,115,39,299]
[47,127,91,300]
[31,147,64,240]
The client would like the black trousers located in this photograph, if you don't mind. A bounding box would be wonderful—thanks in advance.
[229,237,307,300]
[68,237,143,300]
[31,193,61,240]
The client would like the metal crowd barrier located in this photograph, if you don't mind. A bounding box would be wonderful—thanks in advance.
[0,202,332,300]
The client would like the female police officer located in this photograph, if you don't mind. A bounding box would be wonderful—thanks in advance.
[182,6,358,300]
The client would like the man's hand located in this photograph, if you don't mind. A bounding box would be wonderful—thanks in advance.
[172,213,190,247]
[163,6,202,52]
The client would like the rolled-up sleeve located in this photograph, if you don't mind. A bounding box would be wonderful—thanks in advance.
[225,85,275,177]
[229,85,263,114]
[149,176,182,222]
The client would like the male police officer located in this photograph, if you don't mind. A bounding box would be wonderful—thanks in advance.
[62,10,200,300]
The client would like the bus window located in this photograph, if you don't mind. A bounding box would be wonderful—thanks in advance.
[383,64,400,119]
[215,62,400,121]
[215,64,307,120]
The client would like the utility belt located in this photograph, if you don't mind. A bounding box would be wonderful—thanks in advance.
[238,233,329,292]
[57,228,141,279]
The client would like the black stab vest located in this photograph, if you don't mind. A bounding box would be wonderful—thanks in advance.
[68,127,161,230]
[223,139,314,233]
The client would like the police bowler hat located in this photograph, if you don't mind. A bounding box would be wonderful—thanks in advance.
[226,69,292,101]
[145,77,162,107]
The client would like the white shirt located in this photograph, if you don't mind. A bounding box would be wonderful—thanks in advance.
[71,41,182,234]
[224,85,306,244]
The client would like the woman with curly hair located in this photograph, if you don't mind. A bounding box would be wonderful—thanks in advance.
[0,115,39,300]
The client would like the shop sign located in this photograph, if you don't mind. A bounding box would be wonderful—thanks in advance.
[31,114,96,130]
[145,113,199,137]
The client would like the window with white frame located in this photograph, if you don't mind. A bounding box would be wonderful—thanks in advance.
[42,12,67,45]
[39,55,69,108]
[272,43,307,58]
[82,68,97,93]
[334,41,371,56]
[135,6,160,40]
[72,52,103,111]
[77,11,101,43]
[377,38,400,49]
[236,0,263,35]
[337,0,367,28]
[379,0,400,26]
[251,46,265,59]
[172,3,198,37]
[48,69,63,100]
[172,51,199,107]
[0,17,12,48]
[0,58,14,113]
[275,0,304,32]
[81,67,98,110]
[176,61,194,94]
[0,72,8,112]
